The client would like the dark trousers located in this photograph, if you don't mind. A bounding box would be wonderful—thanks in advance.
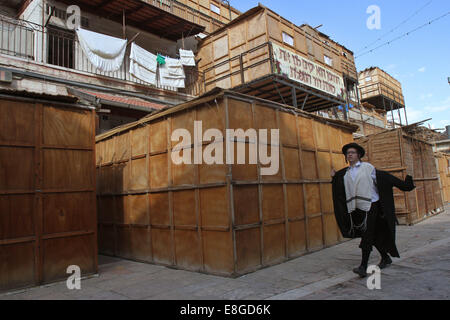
[352,201,390,255]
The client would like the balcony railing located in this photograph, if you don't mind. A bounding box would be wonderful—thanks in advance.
[359,82,405,107]
[0,15,201,96]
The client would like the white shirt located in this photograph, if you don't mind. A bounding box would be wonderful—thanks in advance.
[348,161,380,203]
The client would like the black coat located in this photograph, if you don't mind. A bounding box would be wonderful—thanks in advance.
[332,167,415,258]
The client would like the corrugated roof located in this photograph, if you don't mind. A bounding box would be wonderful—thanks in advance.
[75,89,167,111]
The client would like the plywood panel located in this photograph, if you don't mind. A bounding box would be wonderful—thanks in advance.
[323,213,338,246]
[43,106,91,147]
[150,153,168,189]
[298,117,315,149]
[279,112,298,146]
[317,152,331,180]
[175,230,201,270]
[263,224,285,264]
[43,149,93,190]
[130,158,148,191]
[0,147,34,191]
[151,228,173,265]
[150,192,170,226]
[173,190,196,226]
[200,187,229,227]
[150,120,167,153]
[0,100,34,144]
[202,231,233,274]
[288,220,306,255]
[301,151,317,180]
[262,185,285,221]
[98,224,115,255]
[0,242,35,291]
[172,148,196,186]
[213,35,229,60]
[42,234,96,283]
[320,183,333,213]
[305,184,321,216]
[131,126,148,157]
[284,147,301,180]
[308,216,323,250]
[233,185,260,226]
[247,11,266,40]
[286,184,304,219]
[236,227,261,272]
[117,226,151,262]
[0,195,34,239]
[43,192,93,234]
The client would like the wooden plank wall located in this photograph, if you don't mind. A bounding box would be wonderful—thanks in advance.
[436,153,450,203]
[357,129,443,225]
[0,97,97,292]
[197,7,357,94]
[96,94,354,276]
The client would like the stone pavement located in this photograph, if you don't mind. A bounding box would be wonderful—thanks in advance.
[2,206,450,300]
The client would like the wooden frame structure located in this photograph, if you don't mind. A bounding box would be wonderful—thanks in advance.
[196,5,357,113]
[357,128,443,225]
[358,67,407,126]
[0,94,97,292]
[96,89,358,277]
[435,152,450,203]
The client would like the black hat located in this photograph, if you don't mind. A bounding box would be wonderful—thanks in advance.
[342,143,365,158]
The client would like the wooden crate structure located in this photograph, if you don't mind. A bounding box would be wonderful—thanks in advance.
[357,129,444,225]
[196,5,357,112]
[96,89,357,277]
[0,95,97,292]
[435,152,450,203]
[358,67,405,110]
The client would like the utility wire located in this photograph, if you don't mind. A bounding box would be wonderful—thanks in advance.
[356,10,450,59]
[356,0,433,53]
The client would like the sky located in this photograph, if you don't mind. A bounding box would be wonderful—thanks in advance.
[230,0,450,131]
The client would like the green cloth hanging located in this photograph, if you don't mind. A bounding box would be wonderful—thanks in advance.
[157,54,166,66]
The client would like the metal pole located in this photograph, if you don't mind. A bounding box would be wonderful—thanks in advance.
[292,87,298,108]
[404,106,409,126]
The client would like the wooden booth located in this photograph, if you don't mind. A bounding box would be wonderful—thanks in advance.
[96,89,358,277]
[0,94,97,292]
[195,5,358,113]
[435,152,450,203]
[357,129,444,225]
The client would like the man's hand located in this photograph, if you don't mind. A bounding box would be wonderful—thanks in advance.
[331,168,336,177]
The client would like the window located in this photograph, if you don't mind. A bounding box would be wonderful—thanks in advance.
[365,76,372,82]
[342,51,348,58]
[210,3,221,15]
[47,26,75,69]
[324,55,333,66]
[282,32,294,46]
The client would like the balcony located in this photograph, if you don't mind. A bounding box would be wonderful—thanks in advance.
[359,82,405,111]
[0,15,203,96]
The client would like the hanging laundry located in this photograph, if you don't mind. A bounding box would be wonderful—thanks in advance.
[76,28,127,72]
[165,57,184,77]
[129,43,157,85]
[159,56,185,88]
[157,54,166,66]
[179,49,196,66]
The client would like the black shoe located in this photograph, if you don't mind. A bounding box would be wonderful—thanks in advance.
[353,265,367,278]
[378,256,392,269]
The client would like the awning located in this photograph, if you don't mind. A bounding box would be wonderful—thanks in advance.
[57,0,205,41]
[68,87,168,112]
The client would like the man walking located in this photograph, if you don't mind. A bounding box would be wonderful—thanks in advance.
[331,143,416,278]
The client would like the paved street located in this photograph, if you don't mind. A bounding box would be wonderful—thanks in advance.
[2,206,449,300]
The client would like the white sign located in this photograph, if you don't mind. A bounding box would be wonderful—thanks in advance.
[272,43,346,100]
